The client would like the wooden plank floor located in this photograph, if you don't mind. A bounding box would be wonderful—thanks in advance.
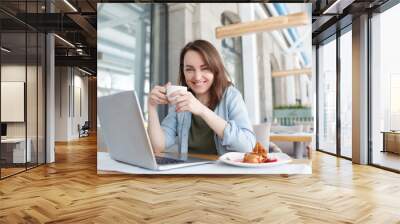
[1,167,26,178]
[1,135,400,223]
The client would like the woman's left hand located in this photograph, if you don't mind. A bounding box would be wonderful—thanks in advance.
[169,91,206,116]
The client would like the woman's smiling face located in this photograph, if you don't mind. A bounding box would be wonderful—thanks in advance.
[183,50,214,96]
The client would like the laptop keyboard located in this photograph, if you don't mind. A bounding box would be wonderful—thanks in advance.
[155,156,185,165]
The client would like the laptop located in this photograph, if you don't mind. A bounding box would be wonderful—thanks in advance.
[98,91,212,171]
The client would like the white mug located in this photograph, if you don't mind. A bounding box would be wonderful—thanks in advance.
[166,85,187,101]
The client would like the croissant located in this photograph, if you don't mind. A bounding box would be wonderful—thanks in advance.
[243,142,276,163]
[243,153,262,163]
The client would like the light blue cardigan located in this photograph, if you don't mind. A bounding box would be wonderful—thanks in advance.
[161,85,256,155]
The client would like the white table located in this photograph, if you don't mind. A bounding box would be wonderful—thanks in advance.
[1,138,31,163]
[97,152,312,175]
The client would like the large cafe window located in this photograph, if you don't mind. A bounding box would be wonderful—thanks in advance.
[370,3,400,171]
[317,37,337,155]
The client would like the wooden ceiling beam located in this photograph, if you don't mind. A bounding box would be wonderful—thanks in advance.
[216,12,308,39]
[272,68,312,78]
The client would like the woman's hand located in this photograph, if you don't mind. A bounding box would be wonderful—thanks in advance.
[148,82,170,109]
[169,91,207,116]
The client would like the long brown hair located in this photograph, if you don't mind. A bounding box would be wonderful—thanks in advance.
[179,39,231,109]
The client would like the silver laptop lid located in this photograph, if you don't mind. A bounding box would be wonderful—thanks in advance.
[98,91,158,170]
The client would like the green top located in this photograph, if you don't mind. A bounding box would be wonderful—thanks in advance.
[188,114,217,155]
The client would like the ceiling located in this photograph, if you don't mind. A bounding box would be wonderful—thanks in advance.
[0,0,98,74]
[0,0,397,75]
[311,0,393,44]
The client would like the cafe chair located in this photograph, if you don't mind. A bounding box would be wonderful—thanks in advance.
[79,121,90,138]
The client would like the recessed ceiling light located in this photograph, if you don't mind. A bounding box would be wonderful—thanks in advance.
[63,0,78,12]
[78,67,92,76]
[322,0,354,15]
[1,47,11,53]
[54,34,75,48]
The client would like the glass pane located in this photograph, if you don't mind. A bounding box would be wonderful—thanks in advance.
[38,33,45,164]
[0,1,46,178]
[340,30,352,158]
[1,31,27,177]
[97,3,151,152]
[318,38,337,154]
[221,12,244,96]
[97,3,151,108]
[27,31,38,169]
[371,4,400,171]
[26,0,39,169]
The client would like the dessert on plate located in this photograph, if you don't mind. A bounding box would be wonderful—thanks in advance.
[243,142,277,163]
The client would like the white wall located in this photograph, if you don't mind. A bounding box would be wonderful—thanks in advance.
[55,67,89,141]
[1,64,46,163]
[55,67,68,141]
[1,65,39,137]
[1,65,27,140]
[1,65,26,124]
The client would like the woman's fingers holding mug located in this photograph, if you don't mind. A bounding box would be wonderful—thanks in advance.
[149,86,168,106]
[158,84,169,94]
[153,85,166,94]
[151,85,169,98]
[150,94,168,105]
[153,90,168,101]
[149,95,159,106]
[156,82,170,95]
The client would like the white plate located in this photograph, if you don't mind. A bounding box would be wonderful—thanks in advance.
[218,152,292,168]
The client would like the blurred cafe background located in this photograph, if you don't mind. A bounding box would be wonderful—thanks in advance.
[97,3,314,159]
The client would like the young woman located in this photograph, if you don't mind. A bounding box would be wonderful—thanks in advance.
[147,39,255,156]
